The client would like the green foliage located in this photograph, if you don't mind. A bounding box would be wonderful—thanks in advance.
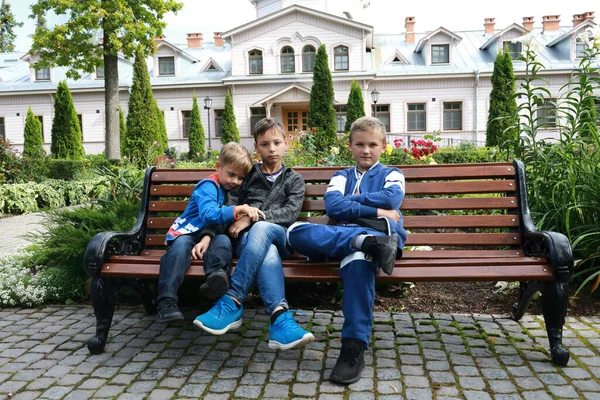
[155,100,168,149]
[345,80,365,133]
[188,94,205,158]
[23,108,45,159]
[486,49,518,148]
[50,81,85,160]
[119,107,127,156]
[0,0,22,52]
[579,93,598,140]
[221,92,240,144]
[0,138,48,184]
[46,159,90,180]
[433,146,495,164]
[308,44,337,152]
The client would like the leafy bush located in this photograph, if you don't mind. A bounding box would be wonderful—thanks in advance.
[24,107,45,159]
[51,81,85,160]
[46,159,91,180]
[433,147,495,164]
[0,139,48,183]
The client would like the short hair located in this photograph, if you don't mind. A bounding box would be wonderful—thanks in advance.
[253,117,285,142]
[218,142,253,174]
[349,116,387,143]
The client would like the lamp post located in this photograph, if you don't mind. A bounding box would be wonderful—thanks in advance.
[204,96,213,151]
[371,88,380,118]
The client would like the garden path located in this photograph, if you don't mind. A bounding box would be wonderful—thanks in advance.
[0,212,47,254]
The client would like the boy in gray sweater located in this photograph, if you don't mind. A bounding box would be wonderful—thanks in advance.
[193,118,314,350]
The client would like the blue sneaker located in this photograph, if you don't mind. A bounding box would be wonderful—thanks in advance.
[193,295,243,335]
[269,311,315,350]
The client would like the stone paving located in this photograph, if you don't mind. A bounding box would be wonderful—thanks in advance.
[0,212,47,254]
[0,305,599,400]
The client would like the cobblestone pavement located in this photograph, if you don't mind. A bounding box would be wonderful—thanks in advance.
[0,306,599,400]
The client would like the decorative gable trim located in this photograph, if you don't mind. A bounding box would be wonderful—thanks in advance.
[201,58,223,72]
[547,20,597,47]
[414,27,462,52]
[385,50,410,65]
[252,82,311,105]
[480,23,528,50]
[155,40,199,62]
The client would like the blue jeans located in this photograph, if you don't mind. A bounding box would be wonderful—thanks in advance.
[204,221,290,314]
[157,233,202,302]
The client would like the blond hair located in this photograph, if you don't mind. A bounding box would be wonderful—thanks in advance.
[218,142,253,174]
[349,116,387,143]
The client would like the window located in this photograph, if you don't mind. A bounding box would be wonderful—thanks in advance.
[77,114,83,138]
[334,45,349,70]
[0,117,4,140]
[407,103,426,131]
[182,110,191,138]
[215,109,224,137]
[281,46,295,73]
[375,105,390,132]
[35,67,50,81]
[334,105,348,133]
[158,56,175,76]
[302,45,316,72]
[443,102,462,130]
[576,38,587,58]
[37,116,44,141]
[431,44,449,64]
[207,63,218,71]
[504,41,522,60]
[250,107,267,133]
[537,99,557,128]
[249,50,263,74]
[96,66,105,79]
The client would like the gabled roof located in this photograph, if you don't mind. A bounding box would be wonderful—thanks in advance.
[155,39,200,62]
[385,50,410,65]
[547,20,597,47]
[414,27,462,52]
[479,23,528,50]
[252,82,311,105]
[201,58,223,72]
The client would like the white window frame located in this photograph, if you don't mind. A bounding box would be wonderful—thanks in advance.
[431,44,450,64]
[280,46,295,73]
[96,66,105,79]
[181,110,192,138]
[302,45,316,72]
[334,104,347,133]
[536,99,558,129]
[375,104,391,132]
[406,103,427,132]
[158,56,175,76]
[35,67,51,81]
[333,44,349,71]
[503,41,522,60]
[248,49,263,75]
[442,101,462,131]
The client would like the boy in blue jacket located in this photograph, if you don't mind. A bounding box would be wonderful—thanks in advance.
[288,117,407,384]
[157,142,264,323]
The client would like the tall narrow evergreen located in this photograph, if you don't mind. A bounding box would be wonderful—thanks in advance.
[23,107,45,159]
[188,94,205,158]
[124,50,164,163]
[345,80,366,133]
[154,99,168,149]
[308,44,337,151]
[221,92,240,144]
[0,0,23,52]
[486,49,518,147]
[119,107,126,156]
[51,81,84,159]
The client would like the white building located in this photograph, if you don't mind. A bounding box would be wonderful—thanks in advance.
[0,1,597,154]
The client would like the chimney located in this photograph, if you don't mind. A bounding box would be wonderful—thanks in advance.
[214,32,224,47]
[153,36,166,42]
[522,16,534,31]
[484,18,496,35]
[572,14,585,27]
[583,11,595,22]
[542,15,560,32]
[186,33,203,48]
[405,16,415,44]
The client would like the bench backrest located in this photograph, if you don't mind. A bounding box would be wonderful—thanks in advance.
[142,163,523,254]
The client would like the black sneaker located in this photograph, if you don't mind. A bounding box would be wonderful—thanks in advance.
[361,234,398,275]
[199,271,229,301]
[156,298,184,323]
[329,338,365,384]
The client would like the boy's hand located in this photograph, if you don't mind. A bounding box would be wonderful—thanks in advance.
[191,236,211,260]
[236,204,266,222]
[377,208,401,222]
[229,216,251,238]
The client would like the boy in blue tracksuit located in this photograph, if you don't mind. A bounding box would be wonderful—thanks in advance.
[288,116,407,384]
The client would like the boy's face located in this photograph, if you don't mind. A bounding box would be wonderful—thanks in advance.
[348,129,385,171]
[254,127,287,167]
[215,161,247,191]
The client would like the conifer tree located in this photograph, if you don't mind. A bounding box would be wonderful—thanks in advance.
[24,107,45,159]
[51,81,85,159]
[188,94,205,158]
[119,107,126,156]
[486,49,518,147]
[0,0,23,52]
[345,80,365,133]
[308,44,337,152]
[221,92,240,144]
[154,100,168,149]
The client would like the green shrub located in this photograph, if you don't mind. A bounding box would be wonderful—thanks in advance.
[345,80,365,133]
[46,159,91,180]
[308,44,337,151]
[0,139,48,183]
[50,81,85,160]
[24,107,45,159]
[433,147,495,164]
[188,94,205,158]
[221,92,240,144]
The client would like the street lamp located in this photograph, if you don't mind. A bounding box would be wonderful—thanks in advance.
[204,96,213,151]
[371,88,380,118]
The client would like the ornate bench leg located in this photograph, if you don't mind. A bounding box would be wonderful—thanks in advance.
[541,281,569,366]
[88,277,116,354]
[512,281,543,321]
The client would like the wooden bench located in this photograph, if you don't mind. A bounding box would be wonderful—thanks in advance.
[84,160,573,365]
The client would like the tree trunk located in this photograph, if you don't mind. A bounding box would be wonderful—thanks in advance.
[103,30,120,159]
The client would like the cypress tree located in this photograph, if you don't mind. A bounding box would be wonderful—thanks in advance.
[51,81,85,159]
[308,44,337,152]
[221,92,240,143]
[345,80,366,133]
[188,94,205,158]
[154,99,168,149]
[23,107,45,159]
[119,107,126,156]
[124,50,164,163]
[486,49,518,147]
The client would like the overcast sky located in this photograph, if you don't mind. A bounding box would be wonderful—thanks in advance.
[8,0,599,52]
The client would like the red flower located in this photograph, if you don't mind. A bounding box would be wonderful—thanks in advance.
[403,148,408,153]
[311,127,317,133]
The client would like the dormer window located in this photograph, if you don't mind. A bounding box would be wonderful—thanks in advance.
[249,50,263,74]
[302,45,316,72]
[96,66,105,79]
[158,56,175,76]
[576,37,590,58]
[334,45,349,70]
[207,63,217,71]
[281,46,295,73]
[431,44,449,64]
[35,67,50,81]
[504,42,522,60]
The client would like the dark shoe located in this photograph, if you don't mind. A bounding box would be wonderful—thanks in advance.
[199,271,229,301]
[329,338,365,384]
[157,298,184,324]
[361,234,398,275]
